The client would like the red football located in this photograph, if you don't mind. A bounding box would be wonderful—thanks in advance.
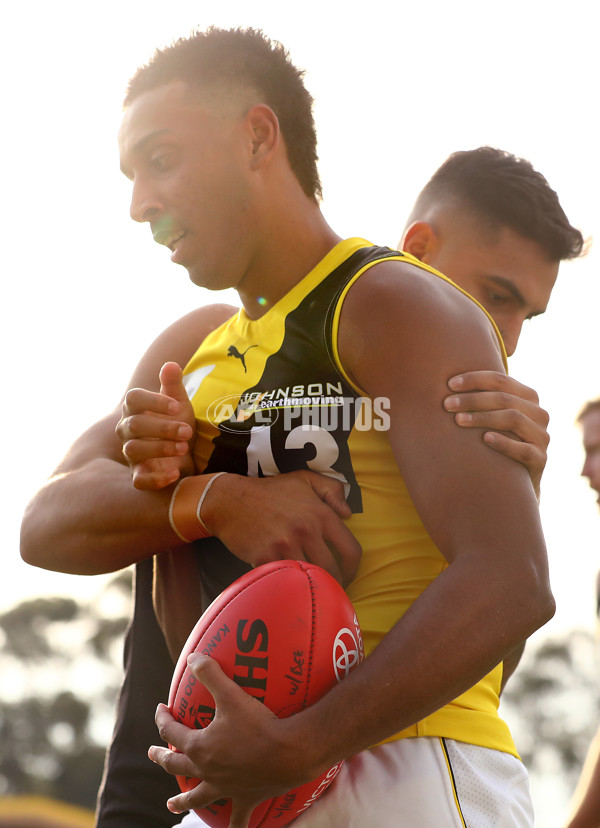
[168,560,364,827]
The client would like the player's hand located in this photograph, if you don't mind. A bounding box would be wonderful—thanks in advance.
[443,370,549,498]
[117,362,197,489]
[202,470,362,586]
[149,654,314,828]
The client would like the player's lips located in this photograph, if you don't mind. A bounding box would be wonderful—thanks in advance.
[153,226,186,250]
[168,232,186,259]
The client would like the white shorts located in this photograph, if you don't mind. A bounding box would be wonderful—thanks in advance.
[176,737,534,828]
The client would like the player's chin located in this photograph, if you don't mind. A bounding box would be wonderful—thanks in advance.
[185,259,236,292]
[183,258,210,288]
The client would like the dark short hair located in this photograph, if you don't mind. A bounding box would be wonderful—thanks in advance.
[408,147,584,261]
[124,27,322,202]
[577,398,600,423]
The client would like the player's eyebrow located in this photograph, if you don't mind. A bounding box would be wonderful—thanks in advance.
[120,129,170,177]
[486,275,545,319]
[486,275,526,306]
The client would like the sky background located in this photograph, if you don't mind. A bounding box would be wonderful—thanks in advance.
[2,2,599,823]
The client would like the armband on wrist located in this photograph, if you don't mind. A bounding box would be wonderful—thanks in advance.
[168,472,227,543]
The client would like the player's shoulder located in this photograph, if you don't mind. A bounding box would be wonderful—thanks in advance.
[349,255,493,338]
[338,255,505,388]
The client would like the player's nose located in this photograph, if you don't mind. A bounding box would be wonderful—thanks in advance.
[130,178,163,223]
[499,317,525,358]
[581,454,597,487]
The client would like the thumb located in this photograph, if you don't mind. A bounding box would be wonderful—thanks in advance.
[159,362,189,402]
[187,654,259,714]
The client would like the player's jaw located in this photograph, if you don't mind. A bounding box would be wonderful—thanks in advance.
[153,215,256,294]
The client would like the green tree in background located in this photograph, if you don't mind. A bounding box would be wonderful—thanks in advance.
[501,629,600,825]
[0,573,131,810]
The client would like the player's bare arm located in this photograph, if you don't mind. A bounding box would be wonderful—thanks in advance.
[20,303,236,574]
[443,372,550,685]
[148,261,554,822]
[444,370,549,498]
[21,302,360,586]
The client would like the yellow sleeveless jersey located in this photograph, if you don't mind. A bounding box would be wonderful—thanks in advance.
[183,237,516,757]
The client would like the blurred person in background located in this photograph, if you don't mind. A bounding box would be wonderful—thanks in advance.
[565,398,600,828]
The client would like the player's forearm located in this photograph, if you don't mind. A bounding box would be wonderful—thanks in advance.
[500,641,526,693]
[20,457,181,574]
[290,551,555,775]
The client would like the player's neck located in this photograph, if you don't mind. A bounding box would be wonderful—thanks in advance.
[238,198,341,319]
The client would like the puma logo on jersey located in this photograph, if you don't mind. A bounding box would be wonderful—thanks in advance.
[227,344,257,373]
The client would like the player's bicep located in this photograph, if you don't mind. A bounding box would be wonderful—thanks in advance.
[388,375,538,564]
[339,263,541,565]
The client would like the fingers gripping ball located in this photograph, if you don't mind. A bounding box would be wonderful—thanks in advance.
[168,560,364,826]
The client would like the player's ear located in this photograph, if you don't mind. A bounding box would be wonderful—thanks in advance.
[400,221,438,264]
[246,104,280,170]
